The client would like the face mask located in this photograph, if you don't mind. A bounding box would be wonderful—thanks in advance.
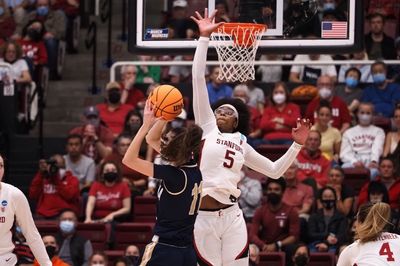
[323,3,335,11]
[358,113,372,125]
[59,220,75,234]
[129,123,141,133]
[345,77,358,88]
[321,199,335,210]
[108,90,121,104]
[126,255,139,265]
[104,172,118,182]
[27,28,41,42]
[273,93,286,104]
[372,73,386,85]
[294,254,309,266]
[36,6,49,16]
[0,7,4,16]
[46,245,56,259]
[319,87,332,99]
[267,192,281,205]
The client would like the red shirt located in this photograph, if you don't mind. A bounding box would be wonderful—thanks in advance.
[96,103,133,135]
[259,103,300,140]
[305,96,351,130]
[249,105,261,132]
[250,203,299,249]
[18,39,48,65]
[89,181,131,219]
[358,177,400,210]
[296,148,331,187]
[29,171,80,217]
[282,181,314,212]
[0,16,16,40]
[119,82,145,109]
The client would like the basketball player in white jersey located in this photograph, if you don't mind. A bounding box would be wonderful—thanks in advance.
[0,153,51,265]
[337,202,400,266]
[190,9,311,265]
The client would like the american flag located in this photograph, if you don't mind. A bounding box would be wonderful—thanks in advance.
[321,21,348,38]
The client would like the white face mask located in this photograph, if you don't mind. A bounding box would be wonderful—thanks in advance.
[358,113,372,125]
[319,87,332,99]
[273,93,286,104]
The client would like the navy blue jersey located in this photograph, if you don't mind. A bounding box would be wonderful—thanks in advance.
[153,162,202,246]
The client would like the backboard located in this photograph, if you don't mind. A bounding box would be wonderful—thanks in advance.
[128,0,364,54]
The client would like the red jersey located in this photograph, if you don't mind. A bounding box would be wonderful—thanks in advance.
[88,181,131,219]
[250,203,299,249]
[358,177,400,210]
[18,39,48,65]
[259,103,301,141]
[296,148,331,187]
[305,96,351,129]
[119,82,145,109]
[96,103,133,135]
[248,105,261,132]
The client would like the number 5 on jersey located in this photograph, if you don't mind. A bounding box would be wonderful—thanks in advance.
[189,182,203,215]
[223,150,235,168]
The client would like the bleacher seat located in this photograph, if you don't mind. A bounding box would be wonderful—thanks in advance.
[256,144,291,162]
[343,168,370,194]
[114,223,154,252]
[309,252,336,266]
[104,250,124,265]
[76,223,109,251]
[134,196,157,222]
[35,221,58,237]
[258,252,286,266]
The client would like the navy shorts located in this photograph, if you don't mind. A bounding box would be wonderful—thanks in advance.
[140,241,197,266]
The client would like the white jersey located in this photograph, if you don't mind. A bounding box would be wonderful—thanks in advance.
[192,37,302,205]
[337,232,400,266]
[0,182,51,266]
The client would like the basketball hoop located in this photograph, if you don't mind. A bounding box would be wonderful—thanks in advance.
[211,23,266,83]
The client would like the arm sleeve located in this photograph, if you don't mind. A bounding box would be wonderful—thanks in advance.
[244,142,302,179]
[15,189,52,266]
[153,164,187,194]
[340,131,357,164]
[192,37,217,135]
[371,128,385,162]
[83,240,93,266]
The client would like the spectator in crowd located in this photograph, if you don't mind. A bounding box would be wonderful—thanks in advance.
[259,82,300,144]
[249,244,260,266]
[383,105,400,163]
[361,61,400,118]
[33,235,69,266]
[168,55,193,83]
[338,51,372,83]
[364,13,396,60]
[88,251,108,266]
[246,80,265,113]
[119,65,146,109]
[3,0,29,28]
[289,53,337,84]
[306,75,351,133]
[63,134,96,192]
[311,102,341,162]
[0,40,31,82]
[135,55,161,83]
[0,1,16,41]
[206,66,233,104]
[308,186,348,253]
[104,134,147,196]
[335,67,363,113]
[325,166,355,217]
[114,257,130,266]
[257,54,283,83]
[75,123,109,163]
[296,130,331,189]
[214,0,230,23]
[366,0,397,18]
[125,245,140,266]
[164,0,196,39]
[340,103,385,180]
[121,109,143,139]
[29,155,80,219]
[282,162,314,217]
[13,222,35,265]
[358,158,400,210]
[18,20,48,68]
[56,209,93,266]
[238,167,262,222]
[250,178,299,253]
[292,243,310,266]
[97,82,134,136]
[17,0,66,78]
[85,161,131,223]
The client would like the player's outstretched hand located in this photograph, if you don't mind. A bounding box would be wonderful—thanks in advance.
[142,99,157,128]
[292,118,311,145]
[190,8,224,38]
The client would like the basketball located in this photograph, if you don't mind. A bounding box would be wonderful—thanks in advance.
[148,85,184,121]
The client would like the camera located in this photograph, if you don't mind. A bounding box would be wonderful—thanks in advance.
[45,158,59,177]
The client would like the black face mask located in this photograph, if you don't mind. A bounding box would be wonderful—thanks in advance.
[321,199,336,210]
[27,28,41,42]
[126,255,139,265]
[108,89,121,104]
[294,254,309,266]
[267,193,281,205]
[104,172,118,183]
[46,245,56,259]
[129,123,141,133]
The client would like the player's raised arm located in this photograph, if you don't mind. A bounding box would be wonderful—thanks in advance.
[191,9,223,132]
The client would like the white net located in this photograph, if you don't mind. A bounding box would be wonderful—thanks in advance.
[210,23,265,83]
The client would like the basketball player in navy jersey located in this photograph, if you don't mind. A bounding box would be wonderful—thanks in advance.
[123,101,203,266]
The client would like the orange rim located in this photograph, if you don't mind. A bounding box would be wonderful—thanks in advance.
[214,23,267,46]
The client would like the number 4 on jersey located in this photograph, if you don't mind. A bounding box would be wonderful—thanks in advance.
[379,242,395,261]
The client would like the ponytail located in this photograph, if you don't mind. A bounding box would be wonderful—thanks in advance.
[356,202,392,243]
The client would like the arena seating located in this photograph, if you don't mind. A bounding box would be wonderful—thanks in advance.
[133,196,157,222]
[104,250,124,264]
[114,223,154,252]
[342,168,370,194]
[258,252,286,266]
[76,223,109,251]
[256,144,291,162]
[309,252,336,266]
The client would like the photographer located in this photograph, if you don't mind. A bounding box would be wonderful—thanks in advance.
[29,154,80,219]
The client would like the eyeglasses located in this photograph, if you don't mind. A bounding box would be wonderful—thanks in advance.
[214,106,236,117]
